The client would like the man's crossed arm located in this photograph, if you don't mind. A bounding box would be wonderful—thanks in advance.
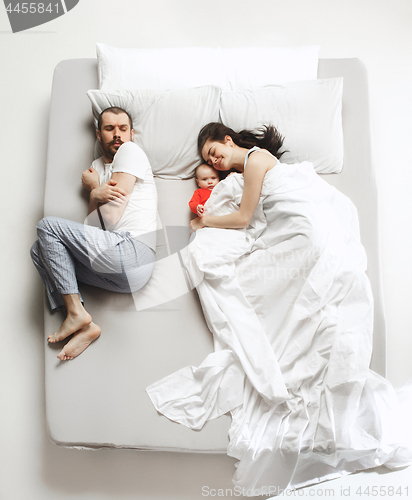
[81,167,136,227]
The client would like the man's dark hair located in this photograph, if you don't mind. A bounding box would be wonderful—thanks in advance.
[97,107,133,131]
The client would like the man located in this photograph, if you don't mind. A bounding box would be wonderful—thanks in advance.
[30,107,157,360]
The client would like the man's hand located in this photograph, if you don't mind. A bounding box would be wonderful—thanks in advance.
[81,167,100,192]
[196,204,205,217]
[91,179,127,206]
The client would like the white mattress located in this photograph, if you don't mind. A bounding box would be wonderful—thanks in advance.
[43,57,386,450]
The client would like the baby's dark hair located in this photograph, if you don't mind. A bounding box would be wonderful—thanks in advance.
[198,122,286,160]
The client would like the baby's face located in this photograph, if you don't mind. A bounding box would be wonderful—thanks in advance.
[196,165,219,190]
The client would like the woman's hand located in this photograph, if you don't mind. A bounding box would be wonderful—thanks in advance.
[190,216,206,232]
[91,179,127,206]
[81,167,100,192]
[196,204,204,216]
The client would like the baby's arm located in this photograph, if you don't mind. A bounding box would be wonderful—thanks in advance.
[196,204,204,216]
[189,190,202,214]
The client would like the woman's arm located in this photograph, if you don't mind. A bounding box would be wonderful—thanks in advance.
[191,153,274,230]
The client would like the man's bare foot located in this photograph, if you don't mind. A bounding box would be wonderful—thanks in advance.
[57,322,101,361]
[48,310,92,343]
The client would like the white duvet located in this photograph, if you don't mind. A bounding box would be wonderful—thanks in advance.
[147,161,412,495]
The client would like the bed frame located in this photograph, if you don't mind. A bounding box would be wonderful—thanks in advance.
[43,57,385,451]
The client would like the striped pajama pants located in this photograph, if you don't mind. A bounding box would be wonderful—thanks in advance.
[30,216,155,311]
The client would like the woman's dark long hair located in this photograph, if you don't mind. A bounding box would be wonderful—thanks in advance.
[198,122,286,161]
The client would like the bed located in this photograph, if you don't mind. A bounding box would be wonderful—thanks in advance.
[43,49,387,459]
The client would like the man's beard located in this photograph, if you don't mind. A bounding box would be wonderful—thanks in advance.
[104,140,124,161]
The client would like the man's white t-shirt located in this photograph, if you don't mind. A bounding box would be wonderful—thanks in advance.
[92,142,157,252]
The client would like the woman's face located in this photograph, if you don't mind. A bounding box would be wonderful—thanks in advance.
[202,136,233,171]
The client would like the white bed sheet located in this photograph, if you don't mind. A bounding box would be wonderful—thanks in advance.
[147,161,412,494]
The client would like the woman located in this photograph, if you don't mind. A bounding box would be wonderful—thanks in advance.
[190,122,285,232]
[147,122,412,495]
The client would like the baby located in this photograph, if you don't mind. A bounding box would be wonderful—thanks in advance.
[189,164,220,216]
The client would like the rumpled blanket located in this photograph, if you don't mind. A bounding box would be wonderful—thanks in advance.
[147,161,412,495]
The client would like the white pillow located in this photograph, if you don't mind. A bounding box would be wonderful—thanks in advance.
[97,43,320,91]
[87,86,221,179]
[220,78,344,174]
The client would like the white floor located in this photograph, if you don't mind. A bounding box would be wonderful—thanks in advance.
[1,1,412,498]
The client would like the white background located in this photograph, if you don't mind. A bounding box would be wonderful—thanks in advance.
[0,0,411,498]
